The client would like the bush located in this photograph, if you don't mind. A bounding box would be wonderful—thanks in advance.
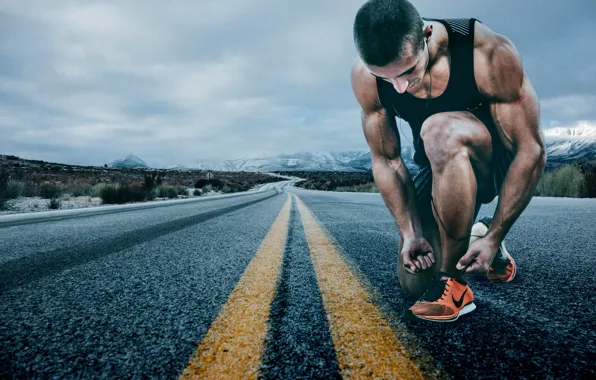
[146,188,157,201]
[22,182,39,197]
[100,183,146,204]
[193,189,201,196]
[88,183,106,198]
[581,165,596,198]
[0,169,9,209]
[47,197,62,209]
[167,187,178,199]
[195,178,224,190]
[65,179,92,197]
[40,183,63,199]
[5,180,24,199]
[157,185,170,198]
[100,186,119,204]
[195,179,209,189]
[143,171,163,196]
[535,165,585,197]
[175,185,187,196]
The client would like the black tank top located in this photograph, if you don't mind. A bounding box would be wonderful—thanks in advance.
[376,17,491,167]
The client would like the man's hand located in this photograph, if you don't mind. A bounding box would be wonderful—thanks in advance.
[401,236,435,274]
[456,236,500,275]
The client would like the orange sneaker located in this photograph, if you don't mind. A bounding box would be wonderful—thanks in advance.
[407,273,476,322]
[473,217,517,283]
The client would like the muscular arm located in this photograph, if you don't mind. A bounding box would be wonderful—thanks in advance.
[351,60,423,239]
[475,26,547,244]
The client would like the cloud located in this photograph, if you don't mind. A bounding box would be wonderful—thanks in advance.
[541,94,596,120]
[0,0,594,167]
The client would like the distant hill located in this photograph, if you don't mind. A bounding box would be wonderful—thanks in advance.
[108,154,149,169]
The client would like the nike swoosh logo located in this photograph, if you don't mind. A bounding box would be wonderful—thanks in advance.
[452,289,468,308]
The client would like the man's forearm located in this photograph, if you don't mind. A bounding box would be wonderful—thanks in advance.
[486,148,546,244]
[372,155,424,238]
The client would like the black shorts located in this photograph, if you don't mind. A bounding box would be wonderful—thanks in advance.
[412,111,515,221]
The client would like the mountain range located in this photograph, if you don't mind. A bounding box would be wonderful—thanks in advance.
[175,147,416,173]
[542,124,596,166]
[109,125,596,172]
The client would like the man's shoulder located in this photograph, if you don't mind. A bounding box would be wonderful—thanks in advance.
[472,20,513,51]
[472,21,524,100]
[351,57,383,112]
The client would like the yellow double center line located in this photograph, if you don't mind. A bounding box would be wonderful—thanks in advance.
[180,194,292,379]
[181,192,441,379]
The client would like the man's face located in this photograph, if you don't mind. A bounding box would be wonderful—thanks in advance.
[366,41,428,94]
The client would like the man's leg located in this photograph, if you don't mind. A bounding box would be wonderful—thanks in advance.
[420,112,494,277]
[403,112,496,322]
[397,156,484,299]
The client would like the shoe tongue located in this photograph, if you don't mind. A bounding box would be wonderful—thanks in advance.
[421,274,449,302]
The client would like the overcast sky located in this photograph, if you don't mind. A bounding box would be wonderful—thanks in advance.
[1,0,594,167]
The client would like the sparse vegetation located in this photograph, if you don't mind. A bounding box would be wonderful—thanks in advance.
[88,183,107,198]
[64,179,93,197]
[283,171,376,192]
[335,182,379,192]
[40,183,63,199]
[193,178,263,194]
[282,164,596,199]
[100,183,147,204]
[0,154,283,212]
[535,165,585,197]
[535,163,596,198]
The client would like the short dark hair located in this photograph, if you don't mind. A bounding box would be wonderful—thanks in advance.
[353,0,424,67]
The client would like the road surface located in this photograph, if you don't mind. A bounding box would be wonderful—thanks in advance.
[1,183,594,379]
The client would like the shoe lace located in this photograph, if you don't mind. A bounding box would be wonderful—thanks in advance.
[421,276,450,302]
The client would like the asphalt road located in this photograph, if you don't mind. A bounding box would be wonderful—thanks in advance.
[1,183,594,379]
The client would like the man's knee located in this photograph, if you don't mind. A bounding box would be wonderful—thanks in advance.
[421,114,470,169]
[420,112,491,170]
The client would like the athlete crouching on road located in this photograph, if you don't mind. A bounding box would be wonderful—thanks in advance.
[350,0,546,322]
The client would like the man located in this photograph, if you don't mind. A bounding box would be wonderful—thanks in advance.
[350,0,546,322]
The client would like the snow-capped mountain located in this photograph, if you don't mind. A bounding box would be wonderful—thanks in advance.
[544,139,596,163]
[543,122,596,139]
[110,124,595,172]
[185,151,370,172]
[108,154,149,169]
[543,123,596,164]
[182,148,417,172]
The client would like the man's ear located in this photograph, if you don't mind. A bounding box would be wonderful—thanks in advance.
[423,23,433,41]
